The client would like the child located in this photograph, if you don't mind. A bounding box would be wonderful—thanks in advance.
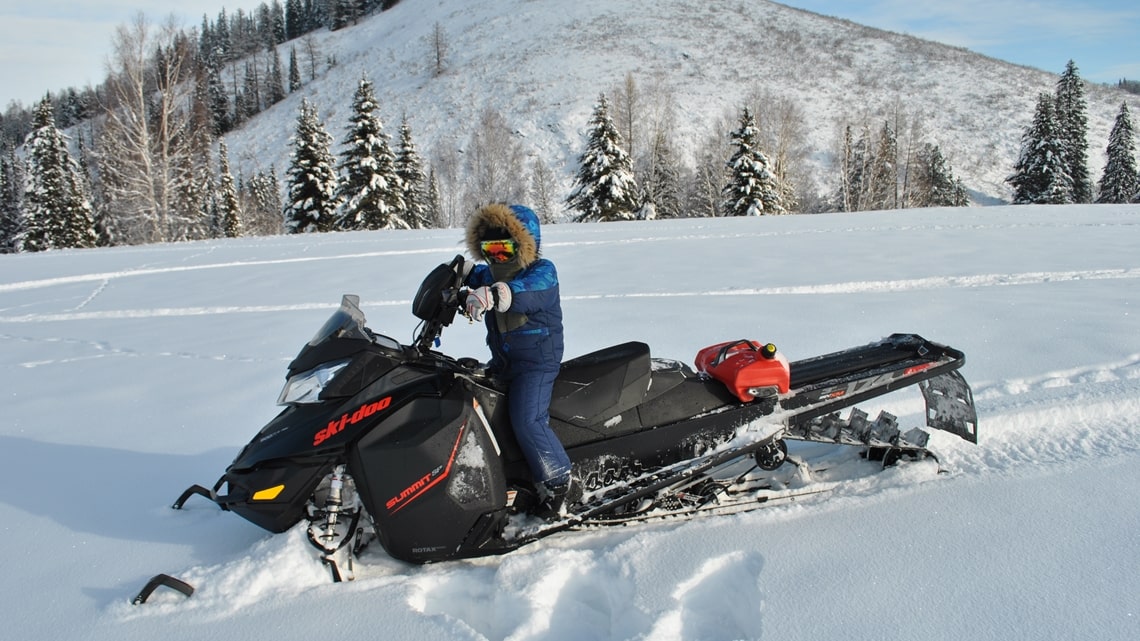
[463,203,574,516]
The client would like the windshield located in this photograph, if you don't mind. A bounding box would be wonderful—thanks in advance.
[309,295,371,346]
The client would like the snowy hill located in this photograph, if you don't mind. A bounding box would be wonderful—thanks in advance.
[221,0,1140,209]
[1,203,1138,640]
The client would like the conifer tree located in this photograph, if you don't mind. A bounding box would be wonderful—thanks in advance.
[1096,102,1140,204]
[1008,93,1073,204]
[206,66,231,135]
[288,46,302,92]
[425,168,445,229]
[722,106,784,216]
[284,98,340,233]
[21,99,97,251]
[566,93,639,222]
[267,48,286,105]
[394,116,429,228]
[868,121,898,210]
[836,123,873,212]
[922,144,970,207]
[642,128,683,219]
[335,77,405,230]
[216,139,243,237]
[1055,60,1092,203]
[285,0,304,40]
[0,147,23,252]
[244,167,284,235]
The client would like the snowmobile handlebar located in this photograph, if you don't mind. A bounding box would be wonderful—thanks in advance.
[411,255,469,352]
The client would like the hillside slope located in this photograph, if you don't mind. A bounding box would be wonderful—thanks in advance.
[223,0,1140,209]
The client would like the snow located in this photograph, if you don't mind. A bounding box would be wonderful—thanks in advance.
[2,203,1139,639]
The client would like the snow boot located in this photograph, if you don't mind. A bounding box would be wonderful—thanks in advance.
[535,477,581,522]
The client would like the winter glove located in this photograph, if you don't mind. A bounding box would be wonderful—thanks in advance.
[465,282,512,321]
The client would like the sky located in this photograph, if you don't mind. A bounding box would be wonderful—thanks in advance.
[1,204,1139,640]
[2,0,1139,108]
[0,0,266,108]
[778,0,1140,83]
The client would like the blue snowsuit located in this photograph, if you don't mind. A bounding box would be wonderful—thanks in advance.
[465,204,571,487]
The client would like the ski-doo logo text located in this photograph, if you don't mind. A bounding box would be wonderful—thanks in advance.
[312,396,392,447]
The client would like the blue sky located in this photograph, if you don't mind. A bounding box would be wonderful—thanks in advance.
[2,0,1139,107]
[1,0,266,108]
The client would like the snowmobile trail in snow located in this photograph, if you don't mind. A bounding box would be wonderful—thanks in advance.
[4,267,1139,323]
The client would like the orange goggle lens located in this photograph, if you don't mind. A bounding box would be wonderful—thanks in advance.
[480,239,517,263]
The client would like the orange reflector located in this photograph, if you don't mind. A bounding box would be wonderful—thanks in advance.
[252,485,285,501]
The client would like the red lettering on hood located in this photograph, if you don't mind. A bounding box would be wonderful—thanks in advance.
[312,396,392,447]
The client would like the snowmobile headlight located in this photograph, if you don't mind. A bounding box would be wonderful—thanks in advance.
[277,359,351,405]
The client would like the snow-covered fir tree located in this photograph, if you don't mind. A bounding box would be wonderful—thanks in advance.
[1054,60,1092,203]
[172,124,215,243]
[425,168,445,229]
[0,147,23,253]
[566,93,640,222]
[216,139,243,238]
[867,121,898,210]
[394,116,430,228]
[723,106,784,216]
[1007,93,1073,204]
[335,77,405,230]
[288,47,302,93]
[641,128,684,219]
[21,99,97,251]
[836,123,874,212]
[267,48,287,106]
[243,167,284,235]
[1095,102,1139,204]
[284,98,341,233]
[915,143,970,207]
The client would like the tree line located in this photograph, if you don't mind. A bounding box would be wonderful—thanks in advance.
[0,1,403,150]
[0,1,407,252]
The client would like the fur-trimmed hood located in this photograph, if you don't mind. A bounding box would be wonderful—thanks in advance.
[465,203,542,267]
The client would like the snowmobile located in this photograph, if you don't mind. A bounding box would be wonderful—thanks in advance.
[138,255,977,602]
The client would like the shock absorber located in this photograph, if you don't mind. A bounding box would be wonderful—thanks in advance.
[318,465,347,552]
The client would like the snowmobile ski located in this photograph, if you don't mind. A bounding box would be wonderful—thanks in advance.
[133,574,194,605]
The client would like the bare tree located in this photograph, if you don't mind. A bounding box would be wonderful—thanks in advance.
[638,76,683,218]
[301,34,321,81]
[611,72,640,161]
[431,146,463,227]
[747,88,809,212]
[97,13,204,243]
[529,156,558,224]
[687,117,732,218]
[429,22,449,77]
[463,107,527,212]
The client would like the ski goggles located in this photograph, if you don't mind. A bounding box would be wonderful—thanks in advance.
[480,238,518,264]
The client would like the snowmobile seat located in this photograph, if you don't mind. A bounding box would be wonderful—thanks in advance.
[550,342,652,428]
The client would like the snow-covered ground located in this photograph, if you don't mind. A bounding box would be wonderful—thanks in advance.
[2,204,1139,640]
